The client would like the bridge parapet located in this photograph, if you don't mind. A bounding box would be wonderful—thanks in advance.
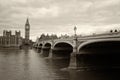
[34,32,120,49]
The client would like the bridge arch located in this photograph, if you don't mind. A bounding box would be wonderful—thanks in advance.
[53,41,73,48]
[78,39,120,54]
[52,42,73,59]
[44,43,51,48]
[38,43,43,47]
[54,42,73,49]
[43,42,52,47]
[77,39,120,68]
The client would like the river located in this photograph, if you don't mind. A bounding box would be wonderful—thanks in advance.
[0,48,119,80]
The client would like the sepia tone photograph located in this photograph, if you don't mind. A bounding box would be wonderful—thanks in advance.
[0,0,120,80]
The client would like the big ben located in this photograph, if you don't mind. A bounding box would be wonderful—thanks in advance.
[25,18,30,45]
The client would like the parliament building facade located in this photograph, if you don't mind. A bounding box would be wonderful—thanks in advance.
[0,30,22,48]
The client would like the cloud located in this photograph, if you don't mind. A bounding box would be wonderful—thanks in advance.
[0,0,120,41]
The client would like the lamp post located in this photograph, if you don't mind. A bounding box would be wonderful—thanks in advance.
[74,26,77,36]
[74,26,78,53]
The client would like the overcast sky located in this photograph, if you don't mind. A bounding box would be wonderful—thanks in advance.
[0,0,120,41]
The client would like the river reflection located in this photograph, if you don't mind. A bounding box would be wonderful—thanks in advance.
[0,48,119,80]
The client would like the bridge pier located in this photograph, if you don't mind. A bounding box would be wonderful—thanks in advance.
[68,37,78,70]
[68,47,77,69]
[48,48,53,58]
[41,47,50,57]
[37,46,42,53]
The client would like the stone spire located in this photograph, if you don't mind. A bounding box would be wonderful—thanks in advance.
[25,18,30,26]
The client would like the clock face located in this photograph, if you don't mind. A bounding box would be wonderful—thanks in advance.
[26,26,29,29]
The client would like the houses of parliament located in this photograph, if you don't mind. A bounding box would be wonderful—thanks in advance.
[0,18,31,48]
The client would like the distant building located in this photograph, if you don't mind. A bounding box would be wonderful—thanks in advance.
[24,18,30,45]
[59,34,69,39]
[0,30,22,48]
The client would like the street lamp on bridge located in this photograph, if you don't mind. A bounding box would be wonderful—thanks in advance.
[74,26,78,53]
[74,26,77,37]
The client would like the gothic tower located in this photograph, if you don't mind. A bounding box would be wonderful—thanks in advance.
[25,18,30,44]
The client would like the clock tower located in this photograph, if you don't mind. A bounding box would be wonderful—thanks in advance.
[25,18,30,45]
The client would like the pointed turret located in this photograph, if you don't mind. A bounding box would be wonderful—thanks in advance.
[25,18,30,27]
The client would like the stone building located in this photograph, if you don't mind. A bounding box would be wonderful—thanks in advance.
[0,30,22,48]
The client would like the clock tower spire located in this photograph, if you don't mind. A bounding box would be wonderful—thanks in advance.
[25,18,30,45]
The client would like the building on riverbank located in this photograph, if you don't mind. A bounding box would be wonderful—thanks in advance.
[0,30,22,48]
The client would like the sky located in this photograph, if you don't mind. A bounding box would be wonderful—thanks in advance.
[0,0,120,41]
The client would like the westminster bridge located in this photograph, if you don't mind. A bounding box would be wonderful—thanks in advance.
[33,32,120,70]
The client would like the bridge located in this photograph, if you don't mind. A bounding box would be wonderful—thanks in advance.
[33,32,120,70]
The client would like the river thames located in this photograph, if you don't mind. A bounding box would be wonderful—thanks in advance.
[0,48,120,80]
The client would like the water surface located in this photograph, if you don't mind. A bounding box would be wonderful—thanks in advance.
[0,48,119,80]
